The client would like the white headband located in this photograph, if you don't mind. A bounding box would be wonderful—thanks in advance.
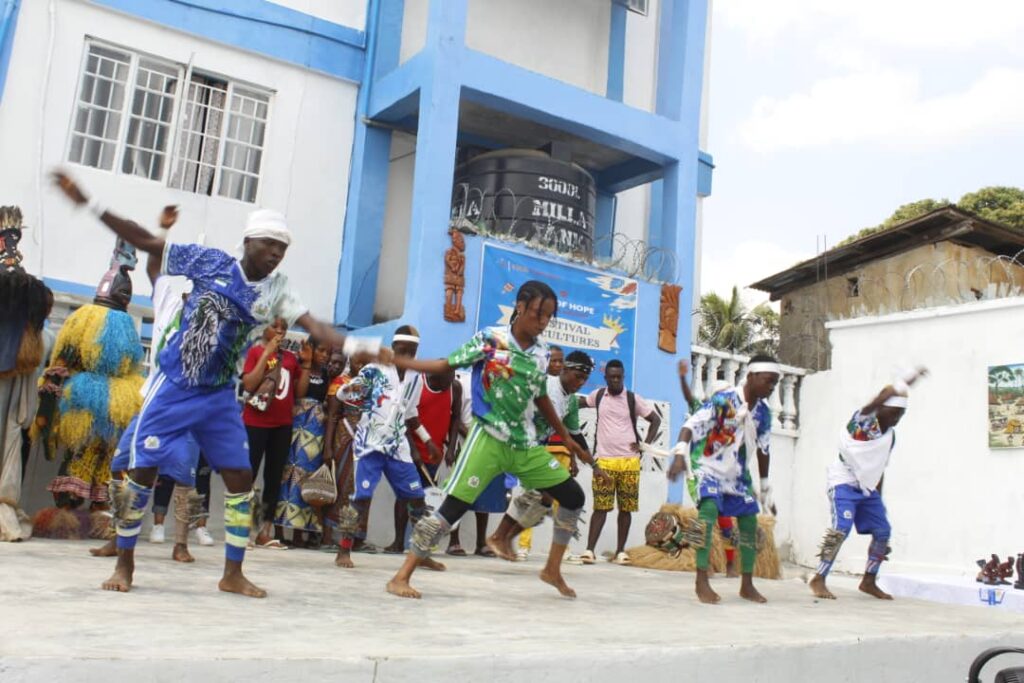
[392,334,420,344]
[747,362,782,375]
[883,395,908,408]
[242,209,292,246]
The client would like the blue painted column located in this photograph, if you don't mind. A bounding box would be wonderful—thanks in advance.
[334,0,402,327]
[0,0,21,103]
[594,191,616,259]
[399,0,466,351]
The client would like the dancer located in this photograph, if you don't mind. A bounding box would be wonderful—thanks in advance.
[385,281,604,599]
[668,355,780,604]
[52,170,380,597]
[809,367,927,601]
[490,350,599,560]
[679,360,738,578]
[334,326,429,568]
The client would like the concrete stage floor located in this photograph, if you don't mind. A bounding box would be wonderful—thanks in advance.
[2,540,1023,682]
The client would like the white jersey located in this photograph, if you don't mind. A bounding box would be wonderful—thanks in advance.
[345,364,422,463]
[140,275,189,396]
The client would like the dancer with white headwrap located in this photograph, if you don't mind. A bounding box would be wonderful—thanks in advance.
[51,170,383,597]
[668,354,781,605]
[809,367,928,601]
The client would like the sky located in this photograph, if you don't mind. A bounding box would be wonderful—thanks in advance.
[699,0,1024,305]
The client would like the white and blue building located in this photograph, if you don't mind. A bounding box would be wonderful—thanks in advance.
[0,0,713,443]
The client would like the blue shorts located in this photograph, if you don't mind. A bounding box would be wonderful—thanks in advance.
[696,474,760,518]
[125,373,250,475]
[471,475,509,513]
[353,451,424,501]
[830,484,891,537]
[111,414,200,485]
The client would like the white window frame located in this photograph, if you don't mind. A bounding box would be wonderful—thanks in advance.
[66,38,273,204]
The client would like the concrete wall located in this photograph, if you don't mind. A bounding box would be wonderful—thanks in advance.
[779,297,1024,575]
[778,241,1024,370]
[269,0,366,29]
[465,0,611,96]
[399,0,427,64]
[0,0,357,320]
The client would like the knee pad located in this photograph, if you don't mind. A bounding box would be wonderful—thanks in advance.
[407,500,428,523]
[509,490,550,529]
[109,478,150,530]
[817,528,848,563]
[410,514,451,558]
[868,535,891,561]
[552,505,582,546]
[337,504,360,536]
[223,490,254,552]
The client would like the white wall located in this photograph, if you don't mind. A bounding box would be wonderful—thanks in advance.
[374,133,416,321]
[0,0,358,320]
[465,0,610,95]
[269,0,366,30]
[623,0,658,113]
[399,0,427,64]
[781,297,1024,575]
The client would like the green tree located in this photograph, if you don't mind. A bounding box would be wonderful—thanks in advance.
[837,198,948,246]
[958,186,1024,229]
[698,286,779,355]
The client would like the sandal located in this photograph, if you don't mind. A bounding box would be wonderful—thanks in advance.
[612,551,631,565]
[475,546,497,558]
[579,549,597,565]
[446,544,468,557]
[353,542,379,554]
[257,539,288,550]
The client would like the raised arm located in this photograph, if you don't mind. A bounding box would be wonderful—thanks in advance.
[860,366,929,415]
[392,355,452,375]
[147,206,179,285]
[678,360,699,411]
[52,171,166,258]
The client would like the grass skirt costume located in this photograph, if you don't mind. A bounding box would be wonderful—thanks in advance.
[32,239,144,539]
[0,206,52,541]
[274,397,328,533]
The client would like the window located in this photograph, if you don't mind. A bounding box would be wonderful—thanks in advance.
[612,0,648,16]
[67,40,271,203]
[846,277,860,297]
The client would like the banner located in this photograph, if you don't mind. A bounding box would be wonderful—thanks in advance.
[477,245,637,393]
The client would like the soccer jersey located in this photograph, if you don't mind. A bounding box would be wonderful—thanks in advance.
[447,325,549,450]
[534,374,581,444]
[685,386,771,495]
[140,275,188,396]
[342,364,422,462]
[827,409,895,493]
[158,243,307,389]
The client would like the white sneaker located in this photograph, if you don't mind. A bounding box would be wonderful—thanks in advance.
[149,524,165,544]
[564,553,584,565]
[514,549,529,562]
[194,527,215,546]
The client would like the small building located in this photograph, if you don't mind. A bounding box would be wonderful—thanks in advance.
[750,206,1024,370]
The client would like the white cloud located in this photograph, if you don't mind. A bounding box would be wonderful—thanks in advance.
[699,239,810,308]
[738,67,1024,152]
[717,0,1024,52]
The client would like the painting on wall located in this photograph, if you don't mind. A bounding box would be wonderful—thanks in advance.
[988,364,1024,448]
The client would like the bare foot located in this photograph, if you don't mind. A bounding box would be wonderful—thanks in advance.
[419,557,446,572]
[809,574,836,599]
[739,575,768,603]
[539,567,577,598]
[335,550,354,568]
[859,575,893,600]
[101,560,134,592]
[172,544,195,563]
[695,570,720,604]
[485,534,515,562]
[386,578,422,599]
[218,571,267,598]
[725,560,739,578]
[90,539,117,557]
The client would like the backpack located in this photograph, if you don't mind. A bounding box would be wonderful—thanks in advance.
[592,388,642,454]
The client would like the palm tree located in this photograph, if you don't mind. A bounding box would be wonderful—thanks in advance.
[698,286,779,355]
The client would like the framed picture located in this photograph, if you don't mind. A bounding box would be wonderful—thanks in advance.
[988,364,1024,448]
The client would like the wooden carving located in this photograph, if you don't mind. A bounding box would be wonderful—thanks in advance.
[443,229,466,322]
[658,283,682,353]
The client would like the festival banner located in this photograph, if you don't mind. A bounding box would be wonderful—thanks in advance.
[477,244,637,394]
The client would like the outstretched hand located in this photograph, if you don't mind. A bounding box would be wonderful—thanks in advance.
[667,455,688,482]
[51,170,87,206]
[678,359,689,379]
[159,205,179,230]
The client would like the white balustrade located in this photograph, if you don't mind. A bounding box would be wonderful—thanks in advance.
[688,344,809,433]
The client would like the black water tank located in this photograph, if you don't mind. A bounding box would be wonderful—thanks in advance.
[451,150,596,258]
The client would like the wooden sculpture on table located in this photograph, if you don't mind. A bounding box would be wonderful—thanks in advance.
[443,229,466,323]
[657,283,682,353]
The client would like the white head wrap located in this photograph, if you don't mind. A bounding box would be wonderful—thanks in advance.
[882,394,908,408]
[242,209,292,246]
